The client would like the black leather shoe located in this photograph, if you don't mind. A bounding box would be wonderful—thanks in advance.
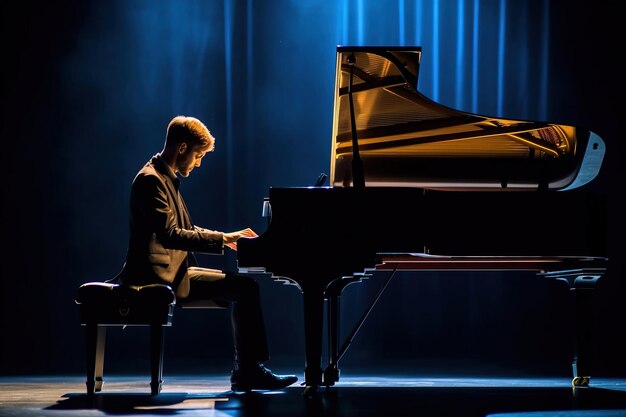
[230,364,298,391]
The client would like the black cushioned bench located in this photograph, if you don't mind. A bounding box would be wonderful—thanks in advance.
[75,282,224,395]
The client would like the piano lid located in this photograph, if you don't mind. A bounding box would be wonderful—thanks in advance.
[329,46,605,191]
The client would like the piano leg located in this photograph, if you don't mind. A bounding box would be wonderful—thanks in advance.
[302,286,324,392]
[545,270,603,387]
[323,276,362,387]
[571,279,599,387]
[325,292,340,387]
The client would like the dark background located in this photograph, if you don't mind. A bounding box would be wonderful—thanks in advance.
[2,0,624,379]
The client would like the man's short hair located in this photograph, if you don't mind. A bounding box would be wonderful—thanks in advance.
[166,116,215,150]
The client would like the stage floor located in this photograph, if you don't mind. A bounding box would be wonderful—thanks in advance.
[1,374,626,417]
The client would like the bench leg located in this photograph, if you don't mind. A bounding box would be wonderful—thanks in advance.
[85,323,106,395]
[150,323,164,395]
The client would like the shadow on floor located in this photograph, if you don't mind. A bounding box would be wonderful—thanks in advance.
[46,386,626,417]
[47,391,231,414]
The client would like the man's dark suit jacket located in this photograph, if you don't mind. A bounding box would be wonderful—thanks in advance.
[116,154,224,298]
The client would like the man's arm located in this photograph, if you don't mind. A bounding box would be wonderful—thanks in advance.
[133,173,224,254]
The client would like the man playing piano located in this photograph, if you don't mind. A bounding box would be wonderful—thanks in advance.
[113,115,298,392]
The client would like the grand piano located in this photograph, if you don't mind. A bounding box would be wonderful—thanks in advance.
[237,46,608,392]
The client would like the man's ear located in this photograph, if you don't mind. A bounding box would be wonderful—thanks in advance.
[177,142,188,154]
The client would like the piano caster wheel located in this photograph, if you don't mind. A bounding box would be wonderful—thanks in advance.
[572,376,590,387]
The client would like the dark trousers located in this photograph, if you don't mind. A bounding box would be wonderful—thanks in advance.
[183,271,270,365]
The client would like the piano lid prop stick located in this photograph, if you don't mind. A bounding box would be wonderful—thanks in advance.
[347,53,365,189]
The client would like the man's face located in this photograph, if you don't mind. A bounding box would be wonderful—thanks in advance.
[176,143,211,177]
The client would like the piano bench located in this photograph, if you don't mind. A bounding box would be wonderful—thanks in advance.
[75,282,225,396]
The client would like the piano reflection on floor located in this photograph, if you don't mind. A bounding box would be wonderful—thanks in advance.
[237,46,607,392]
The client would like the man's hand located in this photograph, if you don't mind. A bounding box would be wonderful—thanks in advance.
[224,228,258,251]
